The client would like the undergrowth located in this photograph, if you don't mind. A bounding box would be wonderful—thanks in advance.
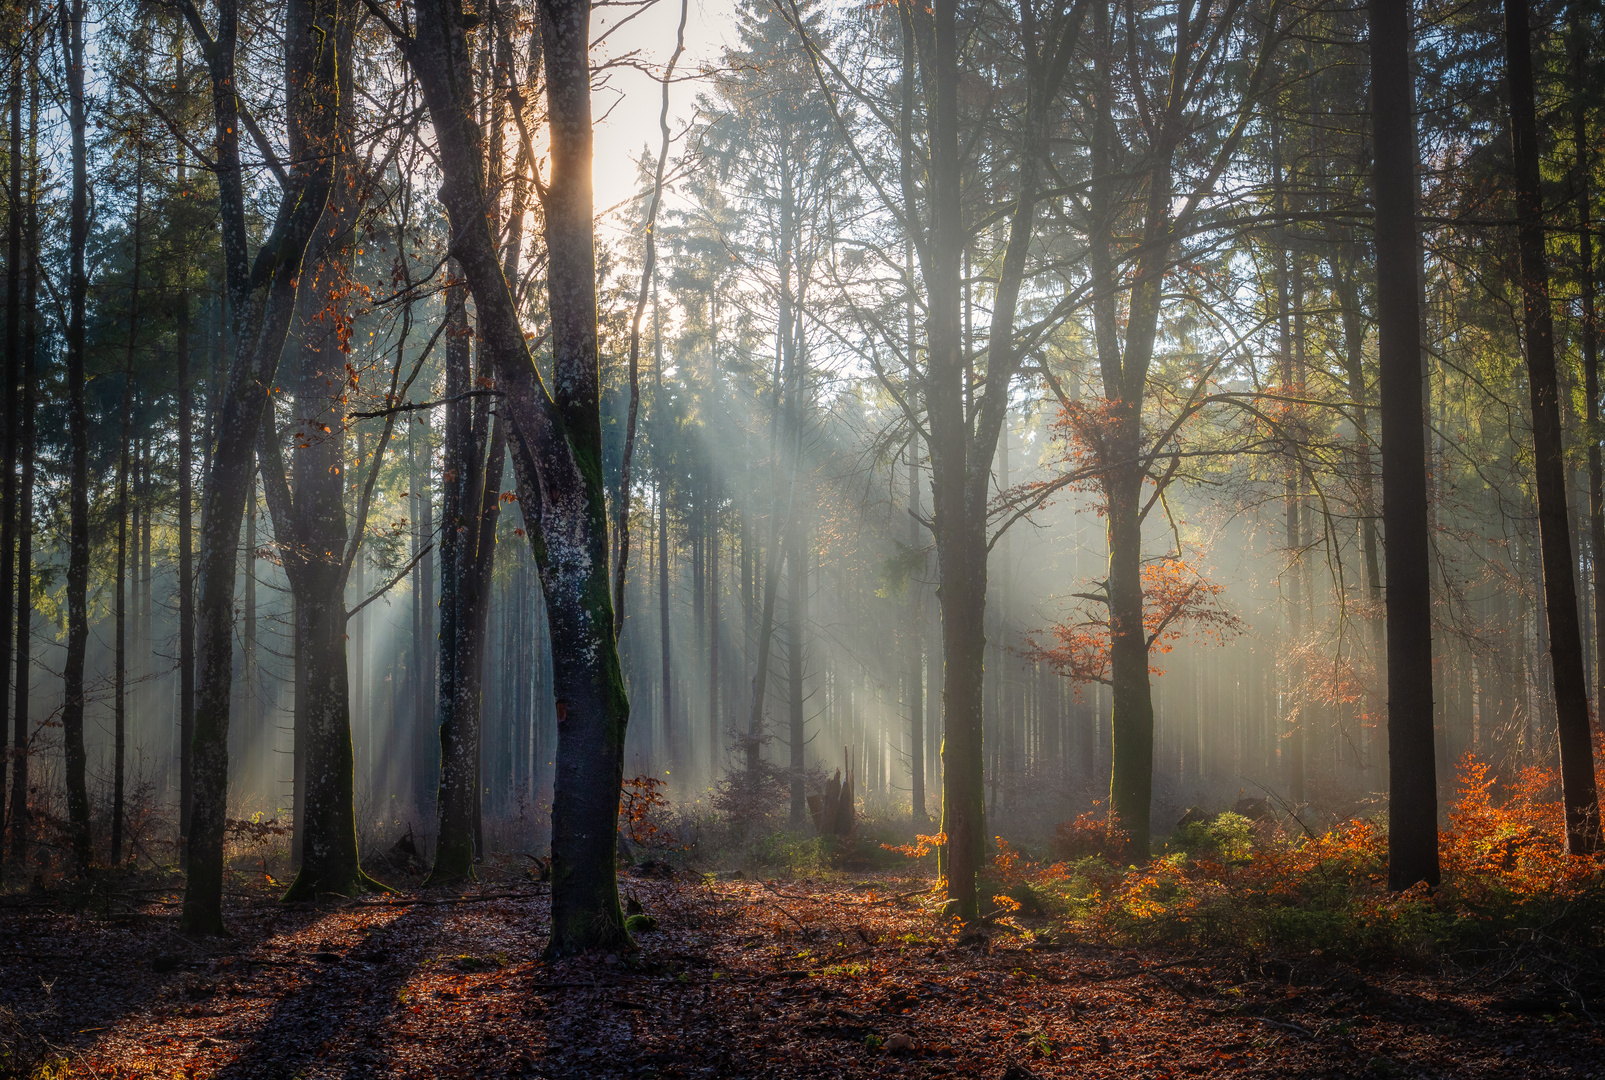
[970,753,1605,964]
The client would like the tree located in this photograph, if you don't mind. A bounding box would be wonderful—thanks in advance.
[180,0,343,935]
[1370,0,1438,891]
[1501,0,1600,855]
[401,0,633,954]
[59,0,93,872]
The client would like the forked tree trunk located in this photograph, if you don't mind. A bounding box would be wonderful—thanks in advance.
[247,0,371,902]
[408,0,631,955]
[1502,0,1600,854]
[180,0,341,935]
[1372,0,1439,888]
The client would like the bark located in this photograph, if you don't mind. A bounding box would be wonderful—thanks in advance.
[242,475,257,782]
[59,0,92,872]
[1574,6,1604,711]
[1085,0,1174,863]
[1273,132,1305,806]
[1373,0,1439,888]
[743,223,798,786]
[7,265,28,869]
[113,161,144,866]
[430,290,490,884]
[908,447,927,824]
[1104,463,1154,857]
[417,417,436,809]
[179,0,342,934]
[1328,251,1384,646]
[250,0,379,903]
[407,0,631,955]
[0,8,19,855]
[659,470,671,754]
[709,485,720,781]
[787,517,807,825]
[10,46,34,867]
[467,410,507,854]
[655,289,671,761]
[175,17,194,849]
[1503,0,1601,854]
[177,284,195,858]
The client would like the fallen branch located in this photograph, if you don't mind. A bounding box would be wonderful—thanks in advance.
[347,890,548,908]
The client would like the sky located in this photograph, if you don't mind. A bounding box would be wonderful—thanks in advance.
[590,0,740,240]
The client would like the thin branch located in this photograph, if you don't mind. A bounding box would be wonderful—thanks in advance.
[347,541,436,622]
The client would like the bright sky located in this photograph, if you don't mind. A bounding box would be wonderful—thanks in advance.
[590,0,740,240]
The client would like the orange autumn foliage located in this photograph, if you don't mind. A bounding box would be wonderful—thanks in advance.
[941,751,1605,957]
[1024,556,1243,685]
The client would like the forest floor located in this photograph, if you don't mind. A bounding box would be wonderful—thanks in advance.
[0,861,1599,1080]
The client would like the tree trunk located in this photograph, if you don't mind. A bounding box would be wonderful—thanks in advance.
[1273,133,1305,806]
[1104,461,1153,857]
[58,0,93,872]
[243,475,257,789]
[428,280,472,880]
[1574,6,1605,713]
[112,174,142,867]
[1503,0,1601,853]
[291,590,361,893]
[466,411,506,857]
[907,447,927,824]
[250,0,370,902]
[177,284,195,859]
[430,307,499,882]
[709,492,720,785]
[1373,0,1440,888]
[180,0,342,934]
[787,517,807,825]
[6,49,32,867]
[0,12,20,860]
[417,416,436,811]
[409,0,631,955]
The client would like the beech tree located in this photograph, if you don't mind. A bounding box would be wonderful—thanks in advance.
[179,0,343,934]
[398,0,633,954]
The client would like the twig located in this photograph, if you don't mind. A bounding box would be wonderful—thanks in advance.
[346,542,434,622]
[349,388,501,420]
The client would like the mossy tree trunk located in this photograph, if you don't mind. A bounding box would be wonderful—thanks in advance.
[406,0,631,955]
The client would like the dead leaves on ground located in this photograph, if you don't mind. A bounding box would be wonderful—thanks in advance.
[0,869,1598,1078]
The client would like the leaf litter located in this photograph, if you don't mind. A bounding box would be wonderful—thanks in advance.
[0,867,1598,1079]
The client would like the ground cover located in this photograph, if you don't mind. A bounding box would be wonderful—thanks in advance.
[0,856,1599,1080]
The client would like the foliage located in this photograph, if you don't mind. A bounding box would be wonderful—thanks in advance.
[1024,556,1244,685]
[887,753,1605,964]
[620,776,674,852]
[1049,809,1129,862]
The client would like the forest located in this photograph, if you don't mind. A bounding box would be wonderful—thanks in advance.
[0,0,1604,1073]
